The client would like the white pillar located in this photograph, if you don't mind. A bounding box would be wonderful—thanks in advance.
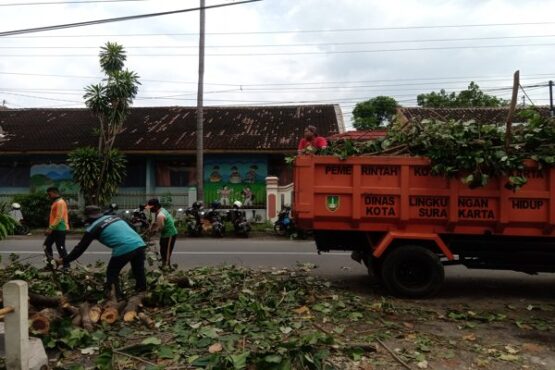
[3,280,29,370]
[266,176,279,223]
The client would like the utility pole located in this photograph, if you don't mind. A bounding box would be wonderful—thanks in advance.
[549,80,554,117]
[196,0,206,203]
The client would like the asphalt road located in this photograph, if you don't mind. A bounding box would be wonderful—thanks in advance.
[1,237,554,302]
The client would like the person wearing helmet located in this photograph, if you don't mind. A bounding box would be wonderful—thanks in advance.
[55,205,147,298]
[233,200,242,208]
[146,199,178,268]
[9,203,23,223]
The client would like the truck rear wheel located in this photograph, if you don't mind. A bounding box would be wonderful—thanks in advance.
[381,245,444,298]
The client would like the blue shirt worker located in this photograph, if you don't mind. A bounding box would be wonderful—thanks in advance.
[56,206,147,297]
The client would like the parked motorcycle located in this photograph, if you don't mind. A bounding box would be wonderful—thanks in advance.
[185,201,204,237]
[204,201,225,238]
[227,201,251,237]
[103,203,119,216]
[129,205,150,234]
[274,206,295,236]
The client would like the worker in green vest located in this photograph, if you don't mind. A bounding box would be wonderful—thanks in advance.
[146,199,178,268]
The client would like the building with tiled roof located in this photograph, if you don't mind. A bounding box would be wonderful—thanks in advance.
[0,105,344,210]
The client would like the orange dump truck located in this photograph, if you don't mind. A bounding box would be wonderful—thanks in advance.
[293,155,555,297]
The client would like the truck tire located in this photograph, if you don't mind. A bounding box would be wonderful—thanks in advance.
[380,245,444,298]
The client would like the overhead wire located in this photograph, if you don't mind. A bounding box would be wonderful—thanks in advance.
[2,42,555,56]
[0,0,151,6]
[0,0,262,37]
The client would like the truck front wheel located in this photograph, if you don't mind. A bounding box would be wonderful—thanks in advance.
[381,245,444,298]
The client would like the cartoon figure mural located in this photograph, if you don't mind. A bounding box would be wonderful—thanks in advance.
[204,155,268,207]
[229,166,242,184]
[209,166,222,183]
[242,186,254,207]
[244,165,258,184]
[218,186,232,206]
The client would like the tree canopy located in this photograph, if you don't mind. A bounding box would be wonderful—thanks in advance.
[352,96,398,130]
[417,82,507,108]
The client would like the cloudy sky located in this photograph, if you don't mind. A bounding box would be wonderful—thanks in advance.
[0,0,554,129]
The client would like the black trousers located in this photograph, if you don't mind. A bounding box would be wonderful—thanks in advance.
[44,231,69,268]
[160,235,177,266]
[106,247,147,298]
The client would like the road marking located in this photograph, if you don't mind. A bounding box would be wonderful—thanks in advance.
[0,251,350,256]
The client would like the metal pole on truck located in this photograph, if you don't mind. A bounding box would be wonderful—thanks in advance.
[549,80,554,117]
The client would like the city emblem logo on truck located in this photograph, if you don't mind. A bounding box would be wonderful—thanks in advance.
[326,195,340,212]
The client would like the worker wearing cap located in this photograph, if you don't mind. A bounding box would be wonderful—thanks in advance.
[146,199,178,268]
[55,206,147,297]
[44,187,70,269]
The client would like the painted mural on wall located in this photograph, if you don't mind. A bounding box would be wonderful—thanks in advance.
[30,164,79,193]
[204,155,267,207]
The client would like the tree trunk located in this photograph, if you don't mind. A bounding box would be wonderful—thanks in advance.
[138,312,155,329]
[30,308,61,334]
[80,302,93,331]
[169,276,192,288]
[123,293,145,322]
[89,305,102,324]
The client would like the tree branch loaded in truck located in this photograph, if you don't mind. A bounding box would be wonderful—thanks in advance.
[293,155,555,298]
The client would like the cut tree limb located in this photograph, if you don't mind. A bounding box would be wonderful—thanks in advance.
[138,312,155,329]
[123,293,146,322]
[30,308,61,334]
[169,276,192,288]
[89,305,102,324]
[72,314,82,327]
[101,301,126,325]
[80,302,93,331]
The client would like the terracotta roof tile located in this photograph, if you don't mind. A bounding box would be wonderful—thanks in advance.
[0,105,341,153]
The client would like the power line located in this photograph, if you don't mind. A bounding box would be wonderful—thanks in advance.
[2,42,553,55]
[4,21,555,38]
[0,0,150,6]
[0,0,262,37]
[4,34,555,48]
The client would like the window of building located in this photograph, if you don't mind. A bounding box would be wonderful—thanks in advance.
[121,159,146,187]
[156,160,196,187]
[0,162,30,187]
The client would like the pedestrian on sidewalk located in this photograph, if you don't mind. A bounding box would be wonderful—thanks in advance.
[146,198,178,268]
[44,187,70,269]
[55,206,147,298]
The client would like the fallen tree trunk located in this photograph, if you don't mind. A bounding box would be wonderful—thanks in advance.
[89,305,102,324]
[72,314,82,327]
[80,302,93,331]
[123,293,146,322]
[30,308,61,334]
[101,301,126,324]
[138,312,155,329]
[28,292,64,308]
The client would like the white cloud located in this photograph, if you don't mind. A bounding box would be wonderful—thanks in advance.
[0,0,554,128]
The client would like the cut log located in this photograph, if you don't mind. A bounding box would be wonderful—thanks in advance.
[123,293,146,322]
[138,312,155,329]
[89,305,102,324]
[101,301,126,325]
[30,308,61,334]
[80,302,93,331]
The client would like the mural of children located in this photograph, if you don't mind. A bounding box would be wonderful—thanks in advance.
[218,186,232,206]
[242,186,254,207]
[209,165,222,183]
[229,166,242,184]
[244,165,258,184]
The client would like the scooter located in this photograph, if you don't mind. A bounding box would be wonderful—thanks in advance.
[274,206,295,236]
[226,201,251,237]
[185,201,204,237]
[129,205,150,233]
[204,201,225,238]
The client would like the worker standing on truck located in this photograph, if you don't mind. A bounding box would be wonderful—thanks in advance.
[146,198,178,268]
[298,125,328,154]
[55,206,147,298]
[44,187,70,269]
